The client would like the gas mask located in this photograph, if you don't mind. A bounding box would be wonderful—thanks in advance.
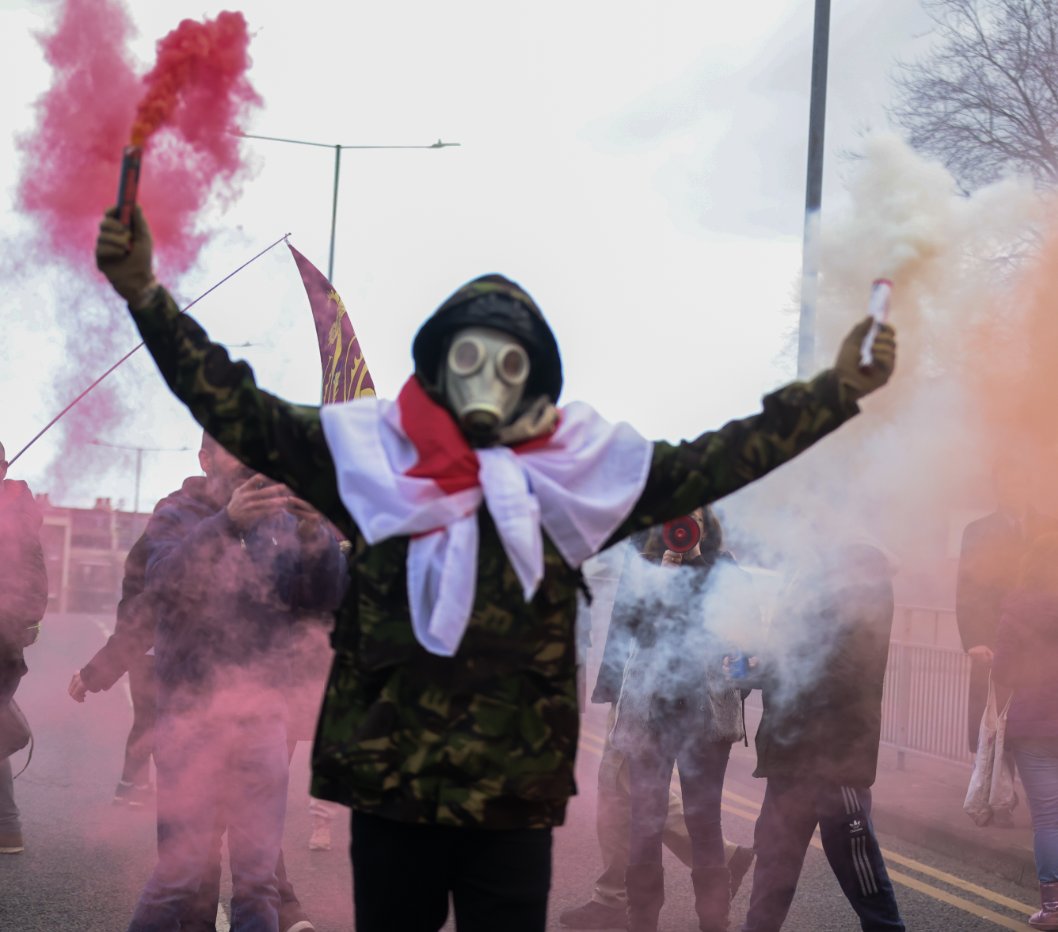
[442,326,530,444]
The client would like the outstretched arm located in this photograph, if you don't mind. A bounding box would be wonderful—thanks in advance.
[611,318,896,542]
[95,207,351,533]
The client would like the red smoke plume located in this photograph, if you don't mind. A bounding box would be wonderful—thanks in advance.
[130,12,258,153]
[17,0,261,279]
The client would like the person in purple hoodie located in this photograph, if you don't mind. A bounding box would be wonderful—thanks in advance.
[993,532,1058,931]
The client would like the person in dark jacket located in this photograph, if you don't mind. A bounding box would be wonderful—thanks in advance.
[956,457,1056,760]
[560,529,754,932]
[993,533,1058,931]
[69,530,158,807]
[610,509,759,932]
[0,441,49,856]
[96,205,896,932]
[741,538,904,932]
[125,433,343,932]
[68,483,330,932]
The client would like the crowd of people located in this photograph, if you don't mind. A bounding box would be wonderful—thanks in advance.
[559,509,906,932]
[0,198,1052,932]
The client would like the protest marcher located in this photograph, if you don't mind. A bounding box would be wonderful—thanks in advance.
[560,525,753,932]
[607,508,759,932]
[0,441,49,856]
[741,537,905,932]
[993,533,1058,931]
[122,434,342,932]
[69,529,159,808]
[956,458,1056,769]
[96,205,896,932]
[69,488,332,932]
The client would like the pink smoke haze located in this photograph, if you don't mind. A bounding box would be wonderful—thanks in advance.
[17,0,262,280]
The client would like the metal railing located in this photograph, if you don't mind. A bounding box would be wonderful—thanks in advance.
[881,606,970,769]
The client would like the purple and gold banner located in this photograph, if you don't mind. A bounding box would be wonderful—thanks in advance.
[288,243,376,403]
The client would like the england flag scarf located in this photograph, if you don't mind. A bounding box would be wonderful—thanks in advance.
[319,376,653,656]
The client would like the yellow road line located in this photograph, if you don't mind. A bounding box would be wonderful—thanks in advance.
[715,787,1036,913]
[881,849,1036,914]
[721,801,762,822]
[716,798,1030,929]
[883,869,1028,931]
[577,731,1037,923]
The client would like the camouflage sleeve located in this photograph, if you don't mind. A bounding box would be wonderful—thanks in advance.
[612,370,859,541]
[128,286,352,534]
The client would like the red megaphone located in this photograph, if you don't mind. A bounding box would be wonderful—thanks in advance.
[662,515,701,553]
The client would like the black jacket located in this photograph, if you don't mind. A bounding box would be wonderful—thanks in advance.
[753,542,895,787]
[0,480,48,640]
[608,545,757,753]
[956,509,1057,652]
[0,479,48,700]
[79,527,157,693]
[142,476,343,698]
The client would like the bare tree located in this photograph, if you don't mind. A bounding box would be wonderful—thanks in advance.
[891,0,1058,191]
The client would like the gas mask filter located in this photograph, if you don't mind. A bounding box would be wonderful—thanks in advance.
[443,326,530,443]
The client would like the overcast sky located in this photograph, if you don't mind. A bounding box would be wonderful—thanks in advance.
[0,0,934,511]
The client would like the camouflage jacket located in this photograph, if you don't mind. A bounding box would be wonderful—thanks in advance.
[128,286,860,828]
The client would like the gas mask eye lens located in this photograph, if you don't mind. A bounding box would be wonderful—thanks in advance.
[448,336,485,376]
[497,344,529,386]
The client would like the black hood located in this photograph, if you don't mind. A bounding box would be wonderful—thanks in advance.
[412,274,563,403]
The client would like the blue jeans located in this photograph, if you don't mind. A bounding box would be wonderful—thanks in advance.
[742,778,904,932]
[127,707,289,932]
[1011,737,1058,884]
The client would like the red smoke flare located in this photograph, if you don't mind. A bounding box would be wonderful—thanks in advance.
[130,12,257,150]
[17,1,261,279]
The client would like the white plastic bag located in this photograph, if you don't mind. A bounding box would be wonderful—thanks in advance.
[963,676,1015,826]
[989,689,1016,815]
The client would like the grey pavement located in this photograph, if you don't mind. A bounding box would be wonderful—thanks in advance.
[0,611,1045,930]
[578,690,1040,896]
[741,698,1040,892]
[869,743,1038,891]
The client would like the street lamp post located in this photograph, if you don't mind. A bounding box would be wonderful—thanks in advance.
[797,0,831,378]
[237,134,461,282]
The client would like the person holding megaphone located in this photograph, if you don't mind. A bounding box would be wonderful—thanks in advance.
[608,508,760,932]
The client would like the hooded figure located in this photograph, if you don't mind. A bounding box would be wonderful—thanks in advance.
[96,206,896,932]
[741,538,906,932]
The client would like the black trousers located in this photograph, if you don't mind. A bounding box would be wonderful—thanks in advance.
[122,657,157,785]
[627,737,731,870]
[742,778,904,932]
[967,662,989,755]
[179,741,304,931]
[351,810,552,932]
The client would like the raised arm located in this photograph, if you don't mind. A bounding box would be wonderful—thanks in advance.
[95,207,350,533]
[611,318,895,542]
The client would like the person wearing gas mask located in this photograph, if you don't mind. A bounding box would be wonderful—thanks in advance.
[95,206,896,932]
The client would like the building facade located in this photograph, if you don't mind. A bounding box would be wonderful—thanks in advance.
[37,495,149,615]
